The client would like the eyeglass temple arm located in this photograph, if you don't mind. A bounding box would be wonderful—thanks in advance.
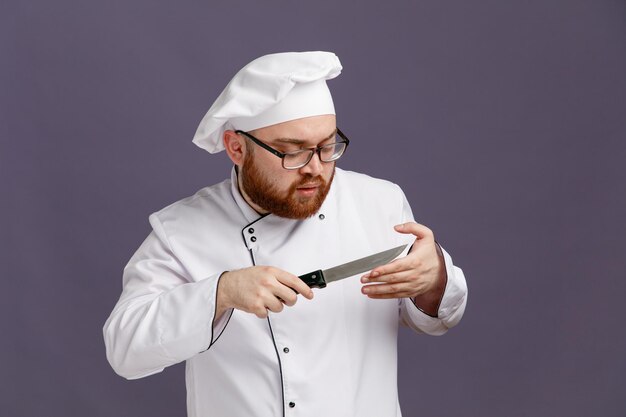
[336,128,350,146]
[235,130,286,158]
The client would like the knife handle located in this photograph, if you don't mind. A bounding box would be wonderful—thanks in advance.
[298,270,327,289]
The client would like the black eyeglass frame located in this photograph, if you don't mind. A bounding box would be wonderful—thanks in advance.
[235,128,350,170]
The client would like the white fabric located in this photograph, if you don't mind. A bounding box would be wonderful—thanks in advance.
[230,79,335,132]
[192,51,342,154]
[103,168,468,417]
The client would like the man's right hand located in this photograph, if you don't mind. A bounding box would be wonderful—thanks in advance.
[215,266,314,319]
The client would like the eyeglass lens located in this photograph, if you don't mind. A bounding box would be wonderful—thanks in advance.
[283,139,347,169]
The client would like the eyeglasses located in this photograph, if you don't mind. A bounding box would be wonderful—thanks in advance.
[235,128,350,170]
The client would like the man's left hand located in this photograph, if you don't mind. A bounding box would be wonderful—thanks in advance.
[360,222,445,303]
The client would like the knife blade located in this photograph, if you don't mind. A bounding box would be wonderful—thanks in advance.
[298,244,408,289]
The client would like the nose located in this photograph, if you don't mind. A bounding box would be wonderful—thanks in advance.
[299,151,324,176]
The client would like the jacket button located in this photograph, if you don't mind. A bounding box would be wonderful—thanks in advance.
[283,347,289,353]
[250,236,257,242]
[289,402,295,408]
[248,228,254,234]
[318,214,325,220]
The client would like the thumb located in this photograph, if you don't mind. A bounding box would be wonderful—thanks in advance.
[394,222,433,239]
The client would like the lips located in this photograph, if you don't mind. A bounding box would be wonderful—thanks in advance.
[296,182,321,190]
[297,184,320,189]
[295,182,322,198]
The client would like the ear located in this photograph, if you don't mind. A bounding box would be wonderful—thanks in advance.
[223,130,247,167]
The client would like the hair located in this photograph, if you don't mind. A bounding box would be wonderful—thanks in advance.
[242,136,255,156]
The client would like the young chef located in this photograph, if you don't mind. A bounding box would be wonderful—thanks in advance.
[104,51,468,417]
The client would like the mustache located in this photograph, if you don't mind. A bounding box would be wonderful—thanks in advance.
[295,175,325,188]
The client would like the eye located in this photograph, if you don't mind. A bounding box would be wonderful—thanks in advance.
[282,146,306,154]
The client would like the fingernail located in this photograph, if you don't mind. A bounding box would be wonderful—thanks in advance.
[370,271,380,278]
[362,287,370,294]
[361,275,369,283]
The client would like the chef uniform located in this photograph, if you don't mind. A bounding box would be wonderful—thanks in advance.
[103,51,468,417]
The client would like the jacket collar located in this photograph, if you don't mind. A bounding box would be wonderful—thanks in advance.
[229,166,338,250]
[230,166,262,224]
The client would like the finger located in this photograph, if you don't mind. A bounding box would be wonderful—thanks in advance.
[366,292,416,299]
[273,284,299,307]
[363,257,413,281]
[363,278,433,297]
[255,310,268,319]
[394,222,433,239]
[251,300,269,319]
[274,268,315,299]
[265,295,285,313]
[361,282,415,297]
[361,269,414,284]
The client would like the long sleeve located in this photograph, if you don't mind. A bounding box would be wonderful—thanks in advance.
[399,245,468,335]
[103,214,224,380]
[396,186,468,335]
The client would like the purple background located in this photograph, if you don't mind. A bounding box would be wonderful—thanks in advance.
[3,1,626,416]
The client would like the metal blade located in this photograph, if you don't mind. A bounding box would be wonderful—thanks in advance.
[323,244,408,284]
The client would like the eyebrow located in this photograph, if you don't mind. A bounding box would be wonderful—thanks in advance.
[272,129,338,145]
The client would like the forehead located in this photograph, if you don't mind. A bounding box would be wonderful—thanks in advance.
[251,114,337,145]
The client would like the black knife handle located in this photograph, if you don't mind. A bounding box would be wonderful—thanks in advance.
[298,270,327,289]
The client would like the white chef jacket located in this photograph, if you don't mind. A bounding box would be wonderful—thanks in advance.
[103,168,467,417]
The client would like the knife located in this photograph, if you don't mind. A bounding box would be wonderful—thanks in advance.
[298,244,408,289]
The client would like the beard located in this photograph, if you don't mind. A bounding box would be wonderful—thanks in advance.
[240,152,334,220]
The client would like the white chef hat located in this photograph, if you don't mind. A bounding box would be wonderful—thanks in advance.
[192,51,342,153]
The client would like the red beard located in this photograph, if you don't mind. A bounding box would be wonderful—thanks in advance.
[240,153,334,219]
